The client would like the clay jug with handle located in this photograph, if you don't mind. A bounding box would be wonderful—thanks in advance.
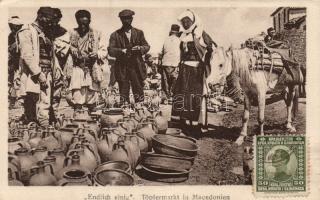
[29,161,57,186]
[8,168,24,186]
[32,146,48,162]
[56,154,90,180]
[8,137,30,154]
[58,169,92,186]
[38,126,62,151]
[123,134,141,170]
[97,128,119,163]
[14,147,36,185]
[108,139,132,169]
[48,148,65,173]
[153,110,168,134]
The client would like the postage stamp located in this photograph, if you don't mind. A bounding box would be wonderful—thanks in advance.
[255,135,307,195]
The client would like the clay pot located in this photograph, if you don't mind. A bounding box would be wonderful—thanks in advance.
[132,129,148,153]
[8,137,30,154]
[97,128,119,163]
[56,154,90,180]
[43,156,60,178]
[58,169,92,186]
[32,146,48,162]
[29,161,57,186]
[75,127,97,145]
[154,111,168,134]
[66,143,100,172]
[109,140,132,169]
[100,108,123,128]
[123,135,141,170]
[38,126,62,151]
[14,147,37,185]
[8,153,21,180]
[48,148,65,172]
[137,120,156,151]
[8,168,23,186]
[28,129,43,149]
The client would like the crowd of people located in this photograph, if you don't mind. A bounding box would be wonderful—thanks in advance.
[8,7,220,131]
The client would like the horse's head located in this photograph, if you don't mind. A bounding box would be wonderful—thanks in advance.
[207,46,232,87]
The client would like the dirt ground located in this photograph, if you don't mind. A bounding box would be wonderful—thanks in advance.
[9,97,306,186]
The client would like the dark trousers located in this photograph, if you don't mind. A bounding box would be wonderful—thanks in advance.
[118,68,144,105]
[24,92,39,123]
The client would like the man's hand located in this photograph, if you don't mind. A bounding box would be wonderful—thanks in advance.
[38,72,47,84]
[132,46,141,51]
[71,47,79,57]
[88,52,98,59]
[122,49,127,54]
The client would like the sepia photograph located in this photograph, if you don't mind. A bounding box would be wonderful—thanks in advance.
[7,5,308,188]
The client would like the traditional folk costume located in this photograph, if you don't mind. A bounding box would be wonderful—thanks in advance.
[69,28,107,111]
[17,21,55,126]
[171,10,217,126]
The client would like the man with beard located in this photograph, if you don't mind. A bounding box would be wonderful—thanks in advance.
[108,9,150,105]
[17,7,56,126]
[69,10,107,115]
[8,16,23,108]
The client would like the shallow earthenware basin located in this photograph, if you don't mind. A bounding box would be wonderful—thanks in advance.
[151,134,198,158]
[94,169,134,186]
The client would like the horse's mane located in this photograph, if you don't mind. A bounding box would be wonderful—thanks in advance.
[229,48,256,87]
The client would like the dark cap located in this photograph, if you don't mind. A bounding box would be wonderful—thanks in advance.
[53,8,62,19]
[75,9,91,20]
[170,24,180,33]
[37,7,56,19]
[119,9,135,18]
[267,27,275,32]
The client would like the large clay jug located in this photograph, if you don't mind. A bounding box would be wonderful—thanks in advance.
[43,156,60,178]
[154,111,168,134]
[66,143,99,172]
[32,146,48,162]
[56,154,90,180]
[8,168,24,186]
[48,148,65,172]
[97,128,119,162]
[137,120,156,150]
[8,153,21,180]
[38,126,62,151]
[109,139,131,169]
[100,108,123,128]
[58,169,92,186]
[29,161,57,186]
[115,121,128,136]
[123,134,141,170]
[14,147,37,185]
[28,129,43,149]
[8,137,30,154]
[75,127,97,144]
[132,129,148,153]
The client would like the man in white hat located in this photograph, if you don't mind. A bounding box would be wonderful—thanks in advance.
[8,16,23,108]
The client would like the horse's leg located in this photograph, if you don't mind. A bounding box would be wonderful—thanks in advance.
[284,85,297,132]
[257,90,266,136]
[236,93,250,146]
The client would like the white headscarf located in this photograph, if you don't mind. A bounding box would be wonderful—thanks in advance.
[8,16,23,25]
[178,9,206,47]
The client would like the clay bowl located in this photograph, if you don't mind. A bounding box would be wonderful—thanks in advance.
[151,134,198,158]
[141,153,194,171]
[140,165,192,183]
[94,169,134,186]
[94,161,131,175]
[165,128,182,136]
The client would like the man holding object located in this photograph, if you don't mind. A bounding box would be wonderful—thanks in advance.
[108,9,150,105]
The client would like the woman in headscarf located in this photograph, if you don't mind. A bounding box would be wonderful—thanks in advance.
[171,9,217,130]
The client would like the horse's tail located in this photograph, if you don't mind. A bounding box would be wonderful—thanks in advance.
[293,85,299,119]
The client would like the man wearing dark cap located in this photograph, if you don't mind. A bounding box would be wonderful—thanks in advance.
[69,9,107,115]
[16,7,56,126]
[108,9,150,105]
[160,24,181,99]
[264,27,276,44]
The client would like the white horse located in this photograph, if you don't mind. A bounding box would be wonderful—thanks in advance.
[207,46,302,145]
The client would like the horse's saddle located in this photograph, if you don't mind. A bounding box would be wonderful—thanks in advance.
[248,41,302,84]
